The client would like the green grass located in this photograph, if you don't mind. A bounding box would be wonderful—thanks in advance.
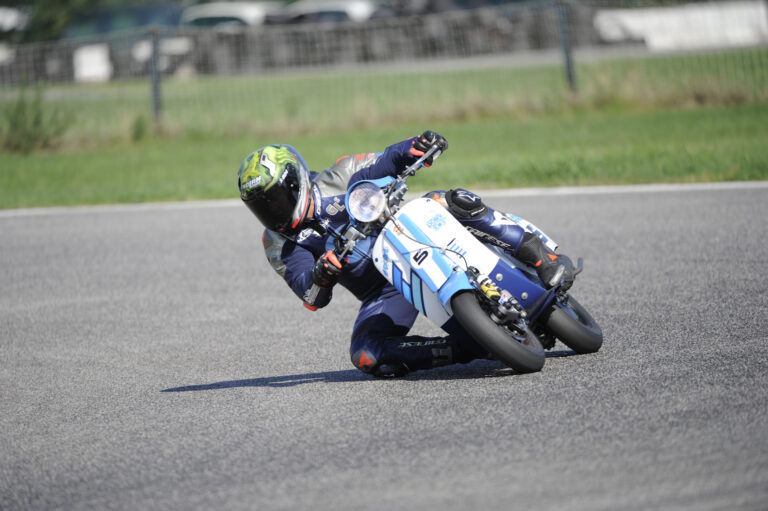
[2,102,766,209]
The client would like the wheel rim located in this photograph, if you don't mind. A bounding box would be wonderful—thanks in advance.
[479,295,536,350]
[506,323,537,349]
[560,297,590,327]
[451,291,544,372]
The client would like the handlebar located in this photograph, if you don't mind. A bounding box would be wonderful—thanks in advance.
[332,142,444,259]
[386,143,443,209]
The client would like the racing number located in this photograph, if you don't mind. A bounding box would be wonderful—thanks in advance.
[412,249,429,266]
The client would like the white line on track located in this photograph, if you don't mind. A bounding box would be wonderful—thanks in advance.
[474,180,768,198]
[1,181,766,219]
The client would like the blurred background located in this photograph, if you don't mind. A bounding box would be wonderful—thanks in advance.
[0,0,766,206]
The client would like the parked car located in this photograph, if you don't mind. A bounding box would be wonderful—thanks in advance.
[0,6,28,39]
[268,0,378,24]
[0,6,28,67]
[179,2,284,29]
[61,4,187,82]
[62,4,182,39]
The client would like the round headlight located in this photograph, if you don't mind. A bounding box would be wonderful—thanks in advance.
[347,181,387,223]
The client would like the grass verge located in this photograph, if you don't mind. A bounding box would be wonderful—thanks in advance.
[1,47,766,149]
[1,102,766,209]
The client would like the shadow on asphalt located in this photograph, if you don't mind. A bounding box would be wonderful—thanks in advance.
[161,350,575,391]
[407,349,575,380]
[162,370,369,391]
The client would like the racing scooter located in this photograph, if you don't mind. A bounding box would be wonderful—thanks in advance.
[326,144,602,373]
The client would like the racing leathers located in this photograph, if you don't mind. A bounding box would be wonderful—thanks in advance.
[260,138,560,377]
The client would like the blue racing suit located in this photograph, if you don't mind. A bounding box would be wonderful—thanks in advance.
[261,138,529,376]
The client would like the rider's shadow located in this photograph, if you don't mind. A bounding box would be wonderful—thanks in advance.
[161,350,575,391]
[411,350,575,380]
[161,369,368,391]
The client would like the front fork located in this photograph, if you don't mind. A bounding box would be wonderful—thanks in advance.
[466,267,534,336]
[466,256,582,341]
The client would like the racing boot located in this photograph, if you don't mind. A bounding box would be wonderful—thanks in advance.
[515,232,576,290]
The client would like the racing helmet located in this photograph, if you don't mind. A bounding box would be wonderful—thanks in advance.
[237,145,313,233]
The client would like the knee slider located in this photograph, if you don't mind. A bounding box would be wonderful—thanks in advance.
[351,349,379,374]
[446,189,487,218]
[351,348,409,377]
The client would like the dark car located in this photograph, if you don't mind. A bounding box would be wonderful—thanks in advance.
[63,4,182,39]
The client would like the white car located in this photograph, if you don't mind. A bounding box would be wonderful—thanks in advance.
[180,1,284,28]
[279,0,378,23]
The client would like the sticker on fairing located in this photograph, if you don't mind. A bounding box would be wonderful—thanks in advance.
[426,213,447,231]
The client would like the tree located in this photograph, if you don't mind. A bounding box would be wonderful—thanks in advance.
[6,0,161,42]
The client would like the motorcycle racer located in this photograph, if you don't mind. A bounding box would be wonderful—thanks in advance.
[238,131,575,377]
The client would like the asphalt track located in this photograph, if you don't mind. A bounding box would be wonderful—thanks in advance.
[2,182,767,510]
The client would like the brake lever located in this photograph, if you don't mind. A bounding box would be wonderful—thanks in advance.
[573,257,584,277]
[402,144,442,177]
[385,144,442,210]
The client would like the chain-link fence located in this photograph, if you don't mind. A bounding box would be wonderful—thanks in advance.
[1,0,767,146]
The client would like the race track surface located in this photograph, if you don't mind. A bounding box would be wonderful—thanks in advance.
[2,183,767,510]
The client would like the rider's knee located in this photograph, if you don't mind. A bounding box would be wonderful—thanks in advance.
[350,348,409,377]
[447,189,488,219]
[351,347,380,374]
[423,189,488,219]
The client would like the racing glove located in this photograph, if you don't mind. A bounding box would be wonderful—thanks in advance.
[312,250,343,288]
[409,130,448,166]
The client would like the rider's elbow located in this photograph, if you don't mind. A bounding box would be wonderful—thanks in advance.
[303,298,330,311]
[301,286,332,310]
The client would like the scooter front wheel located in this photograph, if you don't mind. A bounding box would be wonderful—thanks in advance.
[451,291,545,373]
[544,296,603,354]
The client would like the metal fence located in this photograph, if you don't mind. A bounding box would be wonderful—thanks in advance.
[1,2,598,82]
[1,0,767,145]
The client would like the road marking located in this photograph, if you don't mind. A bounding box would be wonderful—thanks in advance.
[0,199,242,219]
[1,181,766,219]
[474,180,768,198]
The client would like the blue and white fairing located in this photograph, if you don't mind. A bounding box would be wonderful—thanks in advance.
[370,197,550,329]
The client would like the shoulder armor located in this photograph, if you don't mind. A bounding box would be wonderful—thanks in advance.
[314,152,378,197]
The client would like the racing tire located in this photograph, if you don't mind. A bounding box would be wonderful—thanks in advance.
[451,291,545,373]
[545,296,603,354]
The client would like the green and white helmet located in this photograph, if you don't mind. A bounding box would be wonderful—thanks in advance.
[237,145,313,234]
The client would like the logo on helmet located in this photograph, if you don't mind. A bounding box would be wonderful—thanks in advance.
[238,152,266,196]
[259,151,277,178]
[255,146,300,189]
[241,176,262,192]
